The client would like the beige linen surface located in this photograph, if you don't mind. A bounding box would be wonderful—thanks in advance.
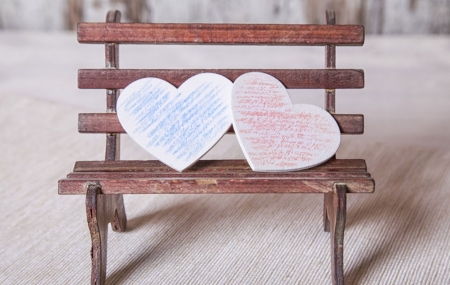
[0,33,449,284]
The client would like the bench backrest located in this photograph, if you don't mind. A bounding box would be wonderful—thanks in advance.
[77,10,365,162]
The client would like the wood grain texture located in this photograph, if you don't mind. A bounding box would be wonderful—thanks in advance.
[324,183,347,285]
[323,192,331,232]
[106,10,121,24]
[73,159,368,173]
[325,10,337,114]
[86,184,106,285]
[4,0,450,34]
[77,23,365,45]
[78,69,364,90]
[87,13,127,285]
[105,11,121,162]
[60,177,374,195]
[78,113,364,135]
[86,183,126,285]
[67,171,371,179]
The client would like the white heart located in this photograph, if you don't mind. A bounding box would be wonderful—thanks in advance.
[117,73,233,171]
[231,72,341,172]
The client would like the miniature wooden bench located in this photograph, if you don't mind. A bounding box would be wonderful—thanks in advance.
[58,10,374,285]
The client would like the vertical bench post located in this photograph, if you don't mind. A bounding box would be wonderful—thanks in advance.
[104,10,127,234]
[325,10,336,114]
[86,10,128,285]
[324,9,337,233]
[325,183,347,285]
[323,10,337,232]
[323,10,347,285]
[105,11,121,161]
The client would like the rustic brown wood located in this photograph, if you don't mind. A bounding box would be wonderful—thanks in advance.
[323,192,331,232]
[86,182,126,285]
[325,183,347,285]
[106,10,121,24]
[78,113,364,135]
[86,183,106,285]
[105,11,121,162]
[61,177,374,195]
[325,10,337,114]
[67,171,370,179]
[73,159,367,173]
[324,10,338,232]
[85,12,128,285]
[105,134,120,161]
[78,23,364,46]
[78,68,364,90]
[104,10,127,237]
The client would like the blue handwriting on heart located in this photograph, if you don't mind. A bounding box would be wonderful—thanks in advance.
[117,74,233,171]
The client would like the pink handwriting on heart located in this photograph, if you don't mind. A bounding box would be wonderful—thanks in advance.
[231,72,341,172]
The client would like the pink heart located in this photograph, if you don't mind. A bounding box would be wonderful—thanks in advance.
[231,72,341,172]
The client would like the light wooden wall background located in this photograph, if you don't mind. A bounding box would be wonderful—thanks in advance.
[0,0,449,33]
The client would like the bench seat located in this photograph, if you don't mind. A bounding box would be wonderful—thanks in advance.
[58,159,375,195]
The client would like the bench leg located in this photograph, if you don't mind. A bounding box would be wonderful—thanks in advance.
[325,183,347,285]
[86,183,127,285]
[111,194,127,232]
[323,193,331,232]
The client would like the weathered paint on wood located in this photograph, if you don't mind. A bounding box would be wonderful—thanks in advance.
[231,72,341,171]
[323,183,347,285]
[325,10,337,114]
[77,23,365,45]
[90,13,127,285]
[68,171,371,179]
[59,177,374,194]
[78,69,365,90]
[116,74,233,172]
[72,159,368,173]
[86,183,126,285]
[78,113,364,135]
[105,11,121,161]
[2,0,449,34]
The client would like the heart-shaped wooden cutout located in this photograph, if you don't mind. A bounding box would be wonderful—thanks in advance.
[117,73,233,172]
[231,72,340,172]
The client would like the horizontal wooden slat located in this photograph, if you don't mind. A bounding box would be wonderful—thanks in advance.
[60,159,374,194]
[58,177,375,194]
[78,69,364,89]
[67,171,370,179]
[73,159,367,173]
[77,23,364,46]
[335,114,364,134]
[78,113,364,135]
